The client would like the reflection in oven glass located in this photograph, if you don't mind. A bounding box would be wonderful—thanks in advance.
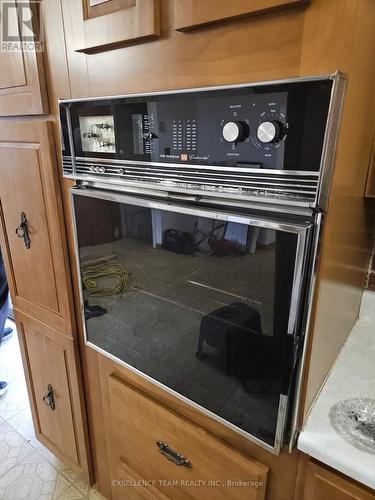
[74,198,297,446]
[79,115,116,153]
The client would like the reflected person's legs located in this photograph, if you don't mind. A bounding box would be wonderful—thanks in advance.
[0,248,9,396]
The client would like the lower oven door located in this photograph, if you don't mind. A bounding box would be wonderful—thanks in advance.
[71,187,314,454]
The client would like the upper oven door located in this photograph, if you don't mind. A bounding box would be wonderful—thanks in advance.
[71,188,313,453]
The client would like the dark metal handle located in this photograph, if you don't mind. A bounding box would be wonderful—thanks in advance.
[156,441,192,468]
[15,212,31,249]
[42,384,55,410]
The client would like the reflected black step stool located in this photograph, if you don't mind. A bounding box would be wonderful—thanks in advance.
[196,301,262,376]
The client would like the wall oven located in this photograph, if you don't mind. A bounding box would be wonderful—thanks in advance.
[59,73,345,454]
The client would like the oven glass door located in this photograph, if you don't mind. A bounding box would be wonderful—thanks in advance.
[72,188,312,452]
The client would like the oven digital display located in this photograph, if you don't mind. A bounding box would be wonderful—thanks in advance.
[79,115,116,153]
[132,113,144,155]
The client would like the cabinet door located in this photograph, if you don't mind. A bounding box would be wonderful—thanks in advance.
[174,0,309,31]
[0,0,48,116]
[16,311,91,481]
[303,460,375,500]
[63,0,160,53]
[0,120,72,335]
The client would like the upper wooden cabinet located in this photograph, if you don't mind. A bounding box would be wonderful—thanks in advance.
[302,460,375,500]
[0,0,48,116]
[0,120,72,335]
[173,0,309,31]
[63,0,160,53]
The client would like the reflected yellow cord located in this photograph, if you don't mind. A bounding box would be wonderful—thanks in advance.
[81,254,132,296]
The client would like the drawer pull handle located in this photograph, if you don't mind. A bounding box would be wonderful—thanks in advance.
[156,441,192,468]
[42,384,55,410]
[15,212,31,249]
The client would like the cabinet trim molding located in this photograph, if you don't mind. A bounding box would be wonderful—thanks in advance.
[68,0,160,54]
[173,0,309,32]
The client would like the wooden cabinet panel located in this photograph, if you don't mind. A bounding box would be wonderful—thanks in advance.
[114,459,169,500]
[64,0,160,53]
[0,0,48,116]
[303,460,375,500]
[174,0,309,31]
[0,120,72,334]
[23,321,78,463]
[0,51,27,89]
[106,373,268,500]
[16,311,91,480]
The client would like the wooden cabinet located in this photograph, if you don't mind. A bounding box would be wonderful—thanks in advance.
[0,118,92,481]
[302,460,375,500]
[15,311,91,480]
[173,0,309,31]
[62,0,160,54]
[0,0,48,116]
[105,372,268,500]
[0,120,72,335]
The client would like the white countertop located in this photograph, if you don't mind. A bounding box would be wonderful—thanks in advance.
[298,290,375,490]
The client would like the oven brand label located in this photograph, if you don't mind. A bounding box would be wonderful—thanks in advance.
[189,154,210,161]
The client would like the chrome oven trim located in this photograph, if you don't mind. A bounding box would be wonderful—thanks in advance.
[287,227,309,336]
[316,72,346,210]
[274,394,289,452]
[71,187,310,233]
[65,106,76,176]
[69,186,314,455]
[287,211,324,451]
[78,179,315,216]
[69,156,320,176]
[59,73,332,104]
[65,173,316,209]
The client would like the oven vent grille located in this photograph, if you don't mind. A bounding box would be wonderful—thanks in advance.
[62,157,319,205]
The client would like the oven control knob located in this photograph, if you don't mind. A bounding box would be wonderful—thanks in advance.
[257,121,282,143]
[99,167,106,173]
[222,121,249,143]
[117,168,124,175]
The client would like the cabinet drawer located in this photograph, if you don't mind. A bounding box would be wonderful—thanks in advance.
[108,374,268,500]
[114,459,169,500]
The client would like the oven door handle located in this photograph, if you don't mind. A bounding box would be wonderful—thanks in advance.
[70,187,312,236]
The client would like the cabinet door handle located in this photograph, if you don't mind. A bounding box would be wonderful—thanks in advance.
[42,384,55,410]
[156,441,192,468]
[15,212,31,249]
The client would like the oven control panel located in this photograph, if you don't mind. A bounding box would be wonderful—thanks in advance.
[60,77,336,204]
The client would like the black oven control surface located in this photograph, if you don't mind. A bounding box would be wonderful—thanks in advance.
[60,75,344,207]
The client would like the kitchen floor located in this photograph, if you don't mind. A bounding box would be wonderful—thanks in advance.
[0,319,106,500]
